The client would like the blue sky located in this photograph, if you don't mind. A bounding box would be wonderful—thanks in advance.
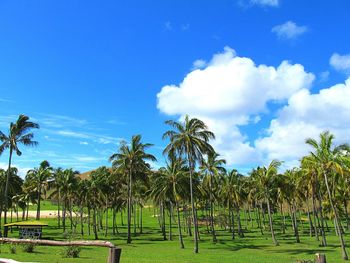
[1,0,350,175]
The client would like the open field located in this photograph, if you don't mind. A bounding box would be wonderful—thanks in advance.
[1,201,349,263]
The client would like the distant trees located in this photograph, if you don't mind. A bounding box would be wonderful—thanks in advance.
[2,114,350,261]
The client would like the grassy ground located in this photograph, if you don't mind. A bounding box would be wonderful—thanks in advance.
[1,201,348,262]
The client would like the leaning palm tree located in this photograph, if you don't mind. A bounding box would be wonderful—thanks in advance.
[109,135,156,244]
[26,160,52,220]
[0,114,39,224]
[200,152,226,243]
[163,115,215,253]
[306,131,349,260]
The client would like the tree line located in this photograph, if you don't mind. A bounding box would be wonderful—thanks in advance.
[1,114,350,260]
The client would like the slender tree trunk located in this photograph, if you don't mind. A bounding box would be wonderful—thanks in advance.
[93,208,98,240]
[112,208,116,235]
[80,206,84,236]
[306,200,314,237]
[127,168,132,244]
[4,147,13,226]
[57,188,61,228]
[292,202,300,243]
[161,201,167,240]
[36,185,41,220]
[169,201,173,241]
[280,203,285,234]
[133,203,137,236]
[62,199,66,232]
[105,201,108,237]
[176,201,185,249]
[323,171,348,260]
[209,173,217,243]
[266,197,279,246]
[312,192,320,241]
[88,207,91,236]
[257,206,264,235]
[237,207,244,238]
[231,205,235,239]
[188,155,199,253]
[140,205,143,234]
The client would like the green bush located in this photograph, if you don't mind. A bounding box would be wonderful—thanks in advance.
[61,246,81,258]
[9,244,17,254]
[22,243,36,253]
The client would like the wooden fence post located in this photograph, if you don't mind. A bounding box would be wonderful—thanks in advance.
[108,246,122,263]
[315,253,326,263]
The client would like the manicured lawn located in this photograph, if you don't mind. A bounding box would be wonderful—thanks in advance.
[1,202,348,262]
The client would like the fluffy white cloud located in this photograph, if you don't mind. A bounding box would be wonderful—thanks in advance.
[330,53,350,74]
[256,78,350,167]
[157,47,314,166]
[272,21,308,40]
[250,0,279,7]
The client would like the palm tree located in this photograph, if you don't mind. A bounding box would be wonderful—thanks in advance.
[306,131,349,260]
[0,114,39,224]
[200,152,226,243]
[150,156,188,248]
[26,160,52,220]
[109,135,156,244]
[254,160,281,246]
[163,115,215,253]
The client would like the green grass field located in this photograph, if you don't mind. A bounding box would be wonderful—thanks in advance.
[1,201,348,262]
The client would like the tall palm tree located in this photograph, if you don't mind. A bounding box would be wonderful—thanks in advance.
[109,135,156,244]
[163,115,215,253]
[306,131,349,260]
[254,160,281,246]
[150,156,188,248]
[200,152,226,243]
[0,114,39,224]
[26,160,52,220]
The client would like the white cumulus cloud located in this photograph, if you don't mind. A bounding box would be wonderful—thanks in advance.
[157,47,314,166]
[256,78,350,167]
[330,53,350,74]
[272,21,308,40]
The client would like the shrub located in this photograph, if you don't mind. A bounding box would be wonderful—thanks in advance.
[22,243,36,253]
[9,244,17,254]
[61,246,81,258]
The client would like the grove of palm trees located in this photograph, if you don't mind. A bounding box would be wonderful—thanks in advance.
[1,114,350,262]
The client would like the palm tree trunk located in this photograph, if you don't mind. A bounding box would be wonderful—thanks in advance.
[127,169,132,244]
[105,200,108,237]
[176,201,185,249]
[323,171,348,260]
[93,207,98,240]
[36,184,41,220]
[140,205,143,234]
[306,200,313,237]
[57,188,61,228]
[209,173,217,243]
[266,197,279,246]
[4,147,13,225]
[292,202,300,243]
[188,155,199,253]
[312,192,320,241]
[169,201,173,241]
[237,207,244,238]
[80,205,84,236]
